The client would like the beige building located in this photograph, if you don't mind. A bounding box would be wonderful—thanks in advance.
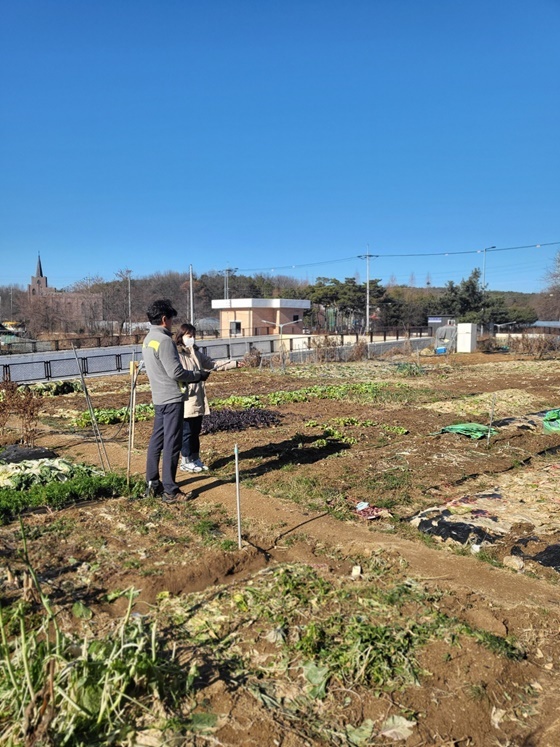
[211,298,311,336]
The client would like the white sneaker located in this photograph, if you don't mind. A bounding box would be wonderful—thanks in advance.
[194,458,209,471]
[180,460,202,473]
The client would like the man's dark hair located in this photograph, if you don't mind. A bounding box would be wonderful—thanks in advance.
[146,299,178,325]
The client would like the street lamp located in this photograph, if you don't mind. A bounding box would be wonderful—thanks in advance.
[260,318,303,373]
[494,322,516,331]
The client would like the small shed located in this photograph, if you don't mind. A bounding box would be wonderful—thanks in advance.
[211,298,311,337]
[427,315,456,334]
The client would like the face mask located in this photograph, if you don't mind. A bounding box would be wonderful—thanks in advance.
[182,336,195,348]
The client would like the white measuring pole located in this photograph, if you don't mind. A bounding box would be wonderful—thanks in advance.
[487,393,496,448]
[235,444,242,549]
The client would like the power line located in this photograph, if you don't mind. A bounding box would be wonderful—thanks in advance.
[237,241,560,274]
[6,240,558,287]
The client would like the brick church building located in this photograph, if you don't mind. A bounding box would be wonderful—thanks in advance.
[27,255,102,332]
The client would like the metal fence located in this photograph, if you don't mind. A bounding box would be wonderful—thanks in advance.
[1,339,269,384]
[2,349,143,384]
[272,336,434,367]
[0,325,432,355]
[1,333,434,384]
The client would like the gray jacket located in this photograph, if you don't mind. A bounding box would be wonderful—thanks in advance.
[142,325,202,405]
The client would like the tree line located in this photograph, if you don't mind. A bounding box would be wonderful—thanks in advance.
[1,261,552,338]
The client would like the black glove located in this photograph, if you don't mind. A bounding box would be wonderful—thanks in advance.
[198,369,211,381]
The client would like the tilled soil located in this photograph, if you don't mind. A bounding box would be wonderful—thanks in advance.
[3,352,560,745]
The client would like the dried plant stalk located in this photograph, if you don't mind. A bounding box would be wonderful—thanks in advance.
[0,380,19,435]
[17,387,41,446]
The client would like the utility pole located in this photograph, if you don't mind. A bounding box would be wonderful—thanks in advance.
[127,272,132,335]
[116,269,132,334]
[189,264,194,324]
[481,246,495,290]
[358,249,375,336]
[223,267,238,300]
[480,246,495,332]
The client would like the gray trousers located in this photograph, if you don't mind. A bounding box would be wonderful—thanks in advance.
[146,402,184,495]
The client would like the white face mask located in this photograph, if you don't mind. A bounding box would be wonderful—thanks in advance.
[182,335,195,348]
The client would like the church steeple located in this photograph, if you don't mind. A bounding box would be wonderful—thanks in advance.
[29,254,48,297]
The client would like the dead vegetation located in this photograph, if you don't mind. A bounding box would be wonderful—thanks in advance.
[0,381,41,445]
[505,333,560,358]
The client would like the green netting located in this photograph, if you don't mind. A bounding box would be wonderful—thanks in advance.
[436,423,498,440]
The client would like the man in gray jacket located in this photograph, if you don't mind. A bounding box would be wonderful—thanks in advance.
[143,299,210,502]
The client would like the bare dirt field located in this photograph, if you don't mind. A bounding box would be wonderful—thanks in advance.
[3,350,560,746]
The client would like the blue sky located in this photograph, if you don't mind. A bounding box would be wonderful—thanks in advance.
[1,0,558,294]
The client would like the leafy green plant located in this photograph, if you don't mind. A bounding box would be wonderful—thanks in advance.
[304,415,378,446]
[19,380,83,397]
[211,394,263,410]
[0,587,195,746]
[0,458,101,490]
[329,416,376,427]
[382,424,408,435]
[322,426,357,445]
[211,381,434,411]
[74,403,155,427]
[0,472,144,524]
[311,437,328,448]
[395,363,425,377]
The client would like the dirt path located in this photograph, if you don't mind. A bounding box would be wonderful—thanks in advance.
[40,432,560,611]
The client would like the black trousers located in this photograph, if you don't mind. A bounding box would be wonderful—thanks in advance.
[146,402,184,495]
[181,415,204,460]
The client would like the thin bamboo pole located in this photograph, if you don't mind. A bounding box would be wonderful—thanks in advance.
[72,345,110,473]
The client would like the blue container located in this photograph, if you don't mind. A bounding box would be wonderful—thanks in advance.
[435,346,447,355]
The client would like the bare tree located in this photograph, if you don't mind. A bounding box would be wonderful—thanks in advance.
[68,276,105,292]
[0,285,26,322]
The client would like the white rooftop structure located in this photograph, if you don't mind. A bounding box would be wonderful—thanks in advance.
[211,298,310,311]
